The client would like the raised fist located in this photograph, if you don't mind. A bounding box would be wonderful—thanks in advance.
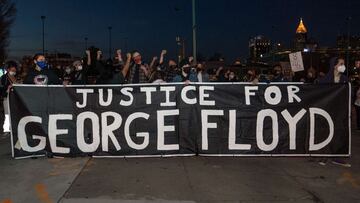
[161,50,167,55]
[189,56,194,62]
[116,49,122,55]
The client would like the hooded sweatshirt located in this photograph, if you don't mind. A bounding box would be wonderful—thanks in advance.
[320,57,348,84]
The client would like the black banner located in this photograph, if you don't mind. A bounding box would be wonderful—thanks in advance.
[9,83,351,159]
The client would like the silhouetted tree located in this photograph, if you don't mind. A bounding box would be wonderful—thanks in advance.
[0,0,16,64]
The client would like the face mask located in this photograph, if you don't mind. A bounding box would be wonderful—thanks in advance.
[337,65,346,73]
[65,68,71,74]
[169,65,177,69]
[183,66,190,74]
[134,58,142,64]
[274,71,281,76]
[9,71,16,76]
[76,65,83,71]
[36,61,48,70]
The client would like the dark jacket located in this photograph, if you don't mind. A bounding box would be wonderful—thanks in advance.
[0,74,15,97]
[24,68,62,85]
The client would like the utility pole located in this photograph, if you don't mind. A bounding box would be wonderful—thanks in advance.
[41,16,46,55]
[108,26,112,59]
[192,0,197,63]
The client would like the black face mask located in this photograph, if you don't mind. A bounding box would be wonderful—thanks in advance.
[183,67,190,74]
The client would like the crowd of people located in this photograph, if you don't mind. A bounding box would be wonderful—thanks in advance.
[0,47,359,167]
[1,47,358,88]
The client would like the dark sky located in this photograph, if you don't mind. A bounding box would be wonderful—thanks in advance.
[7,0,360,62]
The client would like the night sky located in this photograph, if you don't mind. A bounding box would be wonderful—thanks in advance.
[7,0,360,62]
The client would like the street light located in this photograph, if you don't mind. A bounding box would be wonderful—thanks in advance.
[192,0,197,63]
[41,16,46,55]
[108,26,112,60]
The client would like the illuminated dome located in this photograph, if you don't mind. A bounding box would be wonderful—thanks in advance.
[296,18,307,34]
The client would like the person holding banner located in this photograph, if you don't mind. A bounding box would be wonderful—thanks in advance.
[319,57,350,167]
[0,61,19,135]
[23,53,62,85]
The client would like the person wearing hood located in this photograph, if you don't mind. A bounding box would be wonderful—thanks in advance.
[318,56,350,168]
[319,57,348,84]
[24,53,62,85]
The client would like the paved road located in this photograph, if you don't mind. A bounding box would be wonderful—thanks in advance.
[0,132,360,203]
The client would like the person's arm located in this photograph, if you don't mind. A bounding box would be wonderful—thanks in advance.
[149,56,158,71]
[86,50,91,66]
[216,66,223,77]
[121,53,132,77]
[140,64,150,77]
[97,50,102,61]
[116,49,123,62]
[159,50,167,65]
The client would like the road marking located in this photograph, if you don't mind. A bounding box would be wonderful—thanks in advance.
[35,183,53,203]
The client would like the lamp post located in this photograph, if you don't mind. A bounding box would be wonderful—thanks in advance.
[176,36,186,63]
[192,0,197,63]
[41,16,46,55]
[108,26,112,59]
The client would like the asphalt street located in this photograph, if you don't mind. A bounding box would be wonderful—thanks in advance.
[0,132,359,203]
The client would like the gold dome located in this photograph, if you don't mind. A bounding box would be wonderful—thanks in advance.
[296,18,307,34]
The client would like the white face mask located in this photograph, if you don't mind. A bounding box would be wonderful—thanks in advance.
[76,65,83,71]
[9,71,16,76]
[337,65,346,73]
